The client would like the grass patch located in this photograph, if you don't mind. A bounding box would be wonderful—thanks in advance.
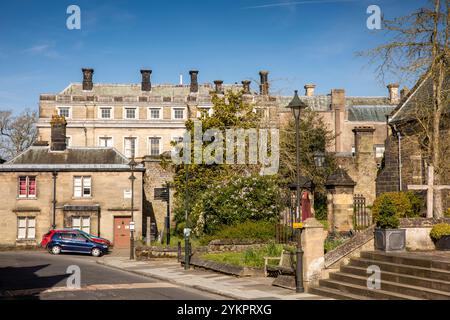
[201,242,292,268]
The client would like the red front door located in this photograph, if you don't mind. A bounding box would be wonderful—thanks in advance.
[114,217,131,248]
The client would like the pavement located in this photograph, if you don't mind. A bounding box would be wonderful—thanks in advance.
[0,251,225,300]
[98,255,329,300]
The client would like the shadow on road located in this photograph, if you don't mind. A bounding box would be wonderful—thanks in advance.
[0,264,69,300]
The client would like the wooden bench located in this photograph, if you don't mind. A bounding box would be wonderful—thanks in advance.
[264,250,295,277]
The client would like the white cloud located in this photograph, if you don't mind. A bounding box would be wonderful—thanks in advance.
[243,0,358,10]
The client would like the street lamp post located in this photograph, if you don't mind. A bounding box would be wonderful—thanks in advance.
[287,90,308,293]
[129,157,137,260]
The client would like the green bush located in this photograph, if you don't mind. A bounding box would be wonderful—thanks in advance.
[189,175,282,235]
[430,223,450,242]
[374,196,400,229]
[199,220,276,245]
[372,192,422,222]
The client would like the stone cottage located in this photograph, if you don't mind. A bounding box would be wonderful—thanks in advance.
[0,114,144,248]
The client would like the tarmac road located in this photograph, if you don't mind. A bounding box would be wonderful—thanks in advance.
[0,250,224,300]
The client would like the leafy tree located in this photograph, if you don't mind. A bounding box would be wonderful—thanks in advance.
[279,109,337,195]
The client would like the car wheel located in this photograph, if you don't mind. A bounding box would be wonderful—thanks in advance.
[51,245,61,255]
[91,248,102,257]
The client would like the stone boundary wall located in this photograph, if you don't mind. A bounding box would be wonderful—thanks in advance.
[400,218,450,251]
[324,226,375,269]
[207,239,267,252]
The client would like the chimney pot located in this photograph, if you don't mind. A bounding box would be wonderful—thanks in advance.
[242,80,251,94]
[140,69,152,91]
[82,68,94,91]
[189,70,199,93]
[387,83,400,104]
[214,80,224,94]
[304,84,316,97]
[259,70,269,95]
[50,113,67,151]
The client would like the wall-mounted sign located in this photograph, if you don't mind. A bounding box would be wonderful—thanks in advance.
[124,189,132,199]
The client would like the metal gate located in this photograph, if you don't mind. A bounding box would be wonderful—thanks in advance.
[353,194,371,231]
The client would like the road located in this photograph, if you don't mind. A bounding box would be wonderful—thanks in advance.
[0,251,224,300]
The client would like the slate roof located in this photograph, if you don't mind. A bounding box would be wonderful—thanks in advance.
[325,168,356,187]
[348,105,395,122]
[390,73,450,124]
[0,147,144,172]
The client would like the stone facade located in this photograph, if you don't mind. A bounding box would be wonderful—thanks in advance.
[0,115,144,247]
[0,169,144,246]
[35,68,399,230]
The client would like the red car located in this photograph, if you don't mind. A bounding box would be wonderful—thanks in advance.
[40,229,111,248]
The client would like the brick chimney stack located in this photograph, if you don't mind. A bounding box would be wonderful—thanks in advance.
[50,113,67,151]
[259,70,269,95]
[400,86,410,100]
[214,80,224,94]
[141,69,152,91]
[304,84,316,97]
[189,70,199,93]
[242,80,251,94]
[331,89,346,153]
[82,68,94,91]
[387,83,400,104]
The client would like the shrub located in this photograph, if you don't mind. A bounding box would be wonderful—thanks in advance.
[199,220,276,245]
[372,192,422,222]
[430,223,450,242]
[374,196,400,229]
[191,175,282,235]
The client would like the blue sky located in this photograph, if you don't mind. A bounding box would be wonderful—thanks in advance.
[0,0,426,112]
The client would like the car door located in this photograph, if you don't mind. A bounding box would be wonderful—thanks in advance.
[72,233,93,253]
[59,232,76,252]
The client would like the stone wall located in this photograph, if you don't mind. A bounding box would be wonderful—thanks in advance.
[142,156,175,237]
[400,218,450,251]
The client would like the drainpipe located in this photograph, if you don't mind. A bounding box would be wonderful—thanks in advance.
[52,171,58,229]
[393,124,402,191]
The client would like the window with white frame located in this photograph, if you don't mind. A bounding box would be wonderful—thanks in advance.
[124,137,137,158]
[72,216,91,234]
[57,107,71,118]
[99,137,113,147]
[18,176,37,198]
[99,107,112,119]
[124,107,137,119]
[17,217,35,239]
[173,108,185,120]
[149,108,161,120]
[74,176,92,198]
[149,137,161,156]
[374,145,385,158]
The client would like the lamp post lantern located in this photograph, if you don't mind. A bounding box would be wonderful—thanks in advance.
[287,89,308,293]
[129,157,137,260]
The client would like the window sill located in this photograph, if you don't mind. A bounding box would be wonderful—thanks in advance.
[17,197,37,200]
[72,197,93,200]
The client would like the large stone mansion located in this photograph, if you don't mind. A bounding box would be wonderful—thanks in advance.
[31,68,403,236]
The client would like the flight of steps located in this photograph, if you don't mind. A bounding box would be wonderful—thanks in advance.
[310,251,450,300]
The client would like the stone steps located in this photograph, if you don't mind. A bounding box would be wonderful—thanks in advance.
[341,265,450,292]
[311,251,450,300]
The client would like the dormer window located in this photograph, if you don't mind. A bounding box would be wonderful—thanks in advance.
[57,107,71,119]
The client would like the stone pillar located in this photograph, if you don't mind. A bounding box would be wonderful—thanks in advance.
[325,168,356,233]
[50,114,67,151]
[353,126,377,205]
[302,217,325,290]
